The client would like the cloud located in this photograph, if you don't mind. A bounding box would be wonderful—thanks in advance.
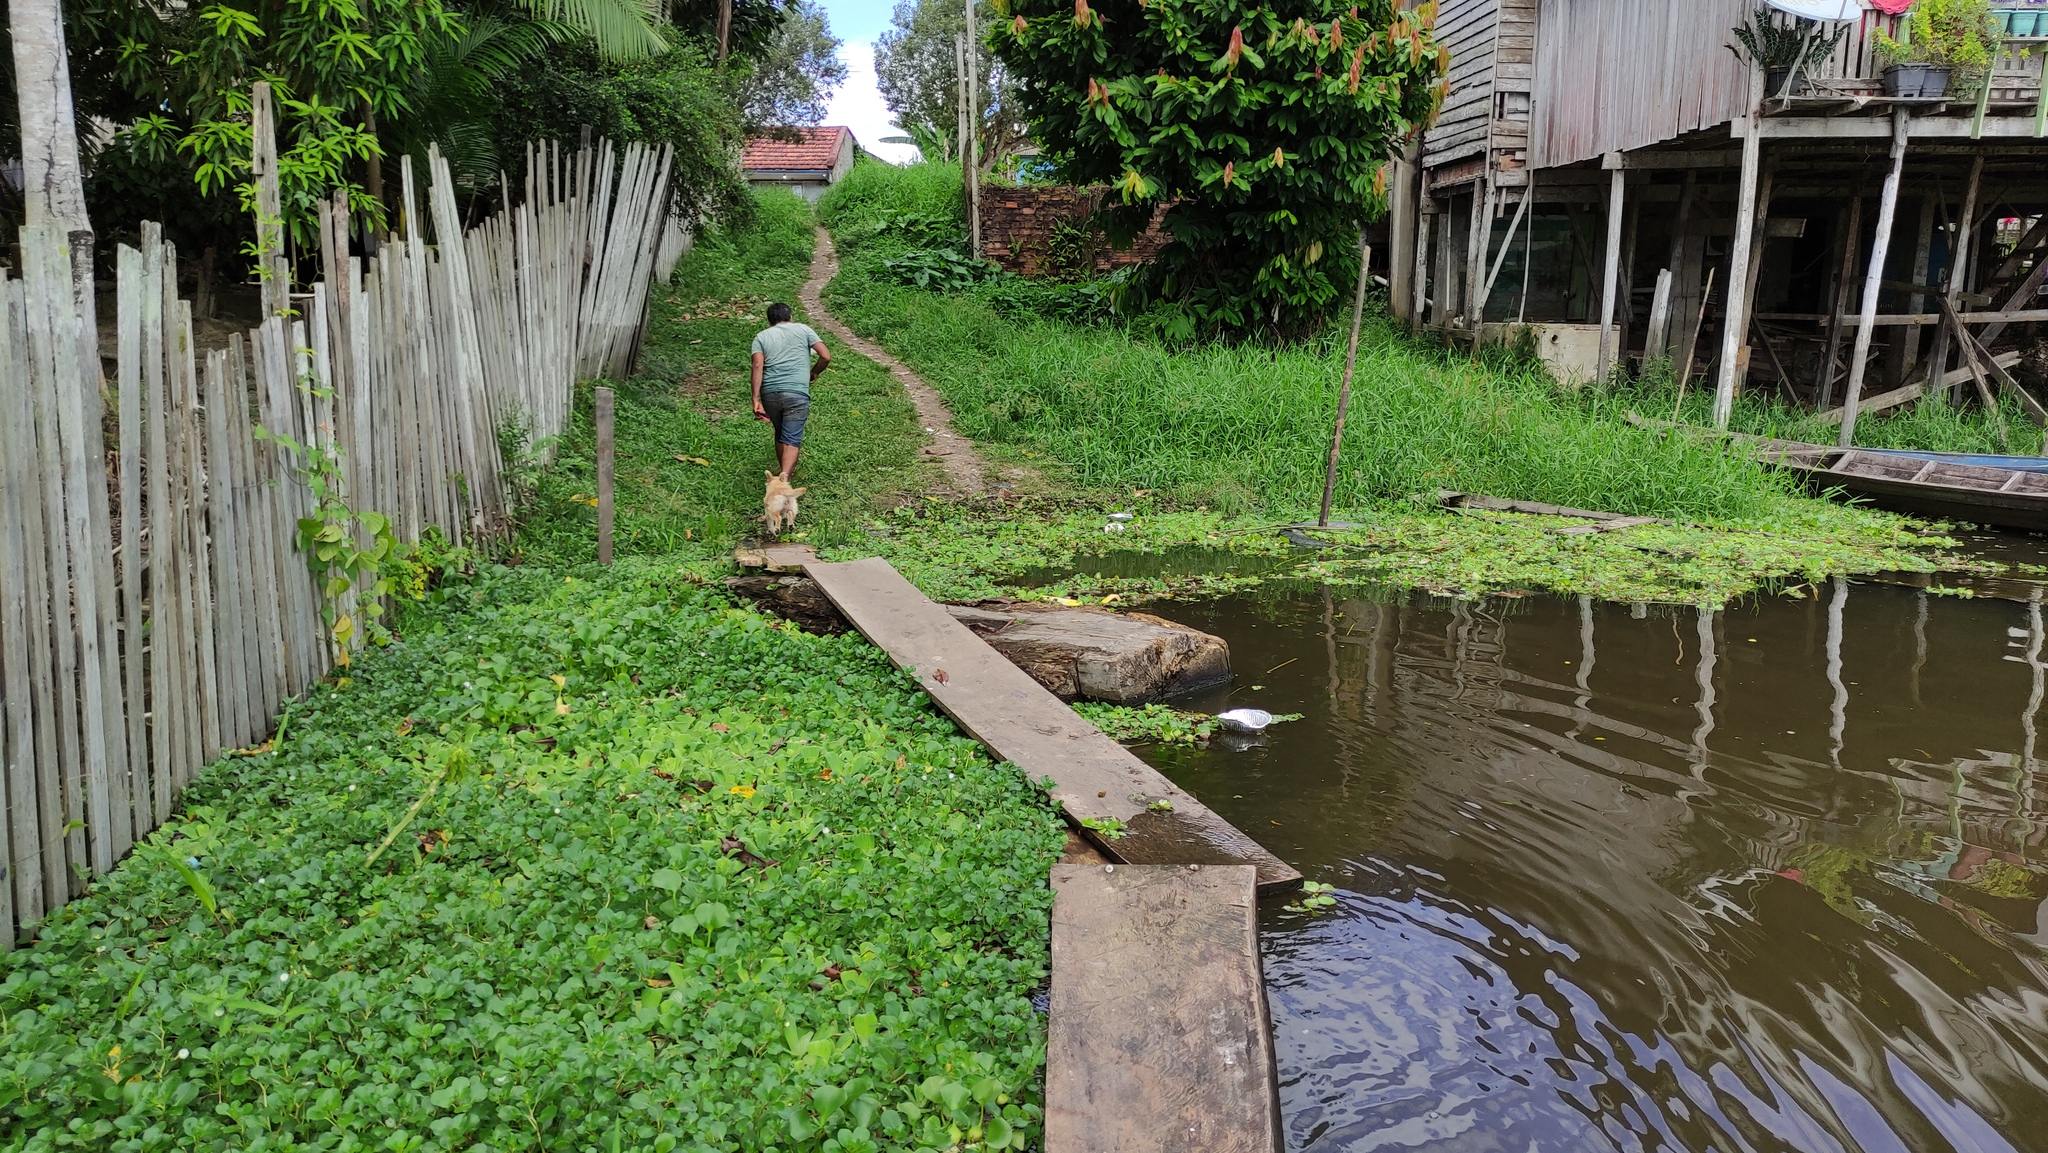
[826,41,921,166]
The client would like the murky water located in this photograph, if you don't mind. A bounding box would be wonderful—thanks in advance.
[1119,559,2048,1152]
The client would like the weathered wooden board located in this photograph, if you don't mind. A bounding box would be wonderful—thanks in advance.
[802,557,1299,893]
[1046,863,1281,1153]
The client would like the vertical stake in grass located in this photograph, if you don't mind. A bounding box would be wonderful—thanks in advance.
[596,386,615,565]
[1320,240,1371,529]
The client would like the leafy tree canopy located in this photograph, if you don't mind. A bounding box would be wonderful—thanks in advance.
[877,0,1029,166]
[733,0,848,129]
[991,0,1446,336]
[495,41,750,225]
[17,0,794,271]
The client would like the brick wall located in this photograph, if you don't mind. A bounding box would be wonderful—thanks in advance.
[979,186,1172,278]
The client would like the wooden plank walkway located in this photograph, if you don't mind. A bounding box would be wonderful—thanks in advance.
[1047,863,1281,1153]
[798,555,1300,893]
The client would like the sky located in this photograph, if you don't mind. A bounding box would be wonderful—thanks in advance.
[815,0,923,164]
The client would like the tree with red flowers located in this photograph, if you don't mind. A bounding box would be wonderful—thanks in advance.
[991,0,1446,335]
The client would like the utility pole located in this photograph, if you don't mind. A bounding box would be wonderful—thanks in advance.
[955,33,968,165]
[964,0,983,258]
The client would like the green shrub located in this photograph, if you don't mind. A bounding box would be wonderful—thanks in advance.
[991,0,1446,335]
[882,245,1001,291]
[0,562,1064,1151]
[819,160,964,247]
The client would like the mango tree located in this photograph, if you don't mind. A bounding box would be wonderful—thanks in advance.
[991,0,1446,336]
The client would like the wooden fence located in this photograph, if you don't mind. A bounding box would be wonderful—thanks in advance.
[0,89,681,947]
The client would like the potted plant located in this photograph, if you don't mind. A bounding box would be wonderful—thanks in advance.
[1730,6,1851,97]
[1874,0,2001,97]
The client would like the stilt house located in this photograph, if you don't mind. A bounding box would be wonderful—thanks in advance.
[1386,0,2048,429]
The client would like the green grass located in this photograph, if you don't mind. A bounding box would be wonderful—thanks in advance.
[0,560,1063,1151]
[821,165,1831,523]
[513,189,937,565]
[801,161,1999,605]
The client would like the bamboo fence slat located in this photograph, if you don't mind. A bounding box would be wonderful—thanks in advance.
[0,112,674,945]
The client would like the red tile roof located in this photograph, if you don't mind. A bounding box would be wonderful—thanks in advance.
[741,127,851,173]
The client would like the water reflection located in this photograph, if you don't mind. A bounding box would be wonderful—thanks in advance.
[1135,578,2048,1153]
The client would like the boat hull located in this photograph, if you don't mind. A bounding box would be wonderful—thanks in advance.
[1780,449,2048,533]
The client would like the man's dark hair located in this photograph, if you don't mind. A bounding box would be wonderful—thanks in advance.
[767,302,793,325]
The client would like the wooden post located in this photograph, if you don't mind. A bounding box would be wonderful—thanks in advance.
[1818,195,1861,409]
[1596,156,1625,384]
[954,34,968,167]
[595,386,614,565]
[964,0,981,259]
[1477,178,1534,321]
[1676,265,1716,404]
[1320,241,1370,528]
[1645,269,1674,362]
[1740,159,1776,336]
[1516,187,1537,324]
[1928,153,1983,398]
[1712,70,1765,429]
[1902,194,1935,381]
[1949,152,1984,306]
[1464,182,1492,327]
[251,82,288,320]
[1413,205,1433,327]
[1837,109,1911,449]
[1389,143,1419,323]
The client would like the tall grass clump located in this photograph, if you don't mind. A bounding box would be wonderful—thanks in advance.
[1708,388,2025,456]
[665,184,818,300]
[818,165,1825,523]
[819,159,966,255]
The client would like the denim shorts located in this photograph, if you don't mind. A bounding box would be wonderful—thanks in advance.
[762,392,809,447]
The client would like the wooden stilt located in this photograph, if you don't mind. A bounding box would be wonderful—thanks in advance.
[1645,269,1674,362]
[1320,241,1371,528]
[1675,265,1716,410]
[1740,159,1777,340]
[1412,206,1433,328]
[1819,196,1860,410]
[1902,194,1936,381]
[1712,76,1765,430]
[1477,178,1535,320]
[1934,153,1984,398]
[1464,182,1492,327]
[1837,110,1912,449]
[1596,158,1625,384]
[1389,144,1418,324]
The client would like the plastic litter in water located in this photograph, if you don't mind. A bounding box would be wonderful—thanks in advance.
[1215,708,1274,732]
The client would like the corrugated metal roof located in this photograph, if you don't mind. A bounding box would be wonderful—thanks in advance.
[742,127,851,172]
[1531,0,1751,168]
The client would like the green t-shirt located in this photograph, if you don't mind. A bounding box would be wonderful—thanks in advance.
[752,322,822,397]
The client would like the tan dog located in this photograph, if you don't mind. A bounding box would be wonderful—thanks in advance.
[763,471,806,535]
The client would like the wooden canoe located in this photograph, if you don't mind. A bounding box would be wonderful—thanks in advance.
[1766,443,2048,531]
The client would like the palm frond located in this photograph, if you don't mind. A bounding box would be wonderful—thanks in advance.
[511,0,668,61]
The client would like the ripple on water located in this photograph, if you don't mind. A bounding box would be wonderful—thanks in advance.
[1124,576,2048,1152]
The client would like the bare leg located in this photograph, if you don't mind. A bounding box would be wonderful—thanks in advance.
[777,443,799,480]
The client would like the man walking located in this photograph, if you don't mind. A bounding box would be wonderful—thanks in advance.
[751,302,830,480]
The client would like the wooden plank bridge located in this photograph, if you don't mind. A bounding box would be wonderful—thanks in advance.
[758,545,1288,1153]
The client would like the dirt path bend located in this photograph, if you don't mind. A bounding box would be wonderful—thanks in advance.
[799,226,988,495]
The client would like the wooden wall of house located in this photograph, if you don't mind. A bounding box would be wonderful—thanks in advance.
[1531,0,1750,169]
[1423,0,1500,171]
[1491,0,1537,175]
